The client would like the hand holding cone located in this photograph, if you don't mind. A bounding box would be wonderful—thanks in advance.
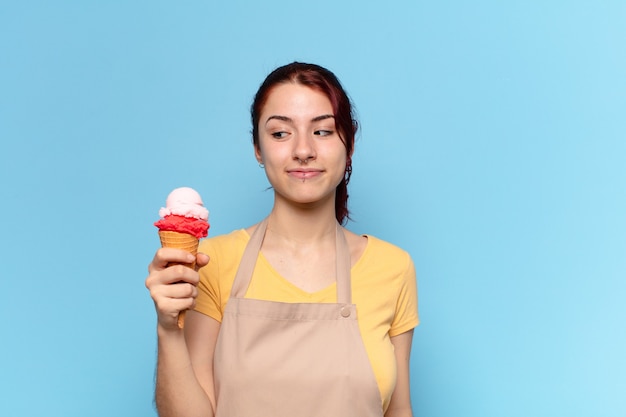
[154,187,210,328]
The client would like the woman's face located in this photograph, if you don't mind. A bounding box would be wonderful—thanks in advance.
[255,83,347,208]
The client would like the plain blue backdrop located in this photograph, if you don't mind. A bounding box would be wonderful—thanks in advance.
[1,1,624,416]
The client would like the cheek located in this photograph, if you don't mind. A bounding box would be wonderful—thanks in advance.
[328,149,349,181]
[333,145,349,168]
[256,137,277,163]
[261,144,290,165]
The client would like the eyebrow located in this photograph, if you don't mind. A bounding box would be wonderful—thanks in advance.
[265,114,335,125]
[312,114,335,122]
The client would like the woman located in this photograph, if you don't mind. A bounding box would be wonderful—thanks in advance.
[146,62,419,417]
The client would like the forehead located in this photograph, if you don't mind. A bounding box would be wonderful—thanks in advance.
[261,83,333,119]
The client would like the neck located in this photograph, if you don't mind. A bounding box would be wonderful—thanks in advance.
[266,204,338,243]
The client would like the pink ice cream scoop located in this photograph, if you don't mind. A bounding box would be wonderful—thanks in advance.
[154,187,210,238]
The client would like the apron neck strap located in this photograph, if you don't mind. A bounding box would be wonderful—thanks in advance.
[230,217,352,304]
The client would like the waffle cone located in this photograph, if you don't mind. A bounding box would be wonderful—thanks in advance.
[158,230,200,328]
[158,230,199,266]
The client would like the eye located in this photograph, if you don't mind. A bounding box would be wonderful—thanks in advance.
[271,131,289,139]
[314,130,333,137]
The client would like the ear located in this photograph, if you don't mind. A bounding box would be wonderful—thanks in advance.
[254,145,263,164]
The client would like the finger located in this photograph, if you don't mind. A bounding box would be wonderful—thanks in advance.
[195,252,210,270]
[149,248,196,273]
[150,283,197,310]
[160,282,198,299]
[161,264,200,286]
[157,298,196,322]
[145,265,199,292]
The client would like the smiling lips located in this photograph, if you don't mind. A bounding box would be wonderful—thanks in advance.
[287,168,323,180]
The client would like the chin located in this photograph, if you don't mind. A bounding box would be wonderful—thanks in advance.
[277,190,335,207]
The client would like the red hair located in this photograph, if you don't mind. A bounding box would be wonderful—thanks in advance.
[251,62,358,225]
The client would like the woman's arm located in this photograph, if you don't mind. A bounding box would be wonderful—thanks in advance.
[146,249,216,417]
[385,329,415,417]
[154,321,216,417]
[183,310,221,412]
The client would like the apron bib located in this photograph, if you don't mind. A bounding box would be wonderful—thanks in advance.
[214,218,383,417]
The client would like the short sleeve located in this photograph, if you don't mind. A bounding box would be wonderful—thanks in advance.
[388,254,419,337]
[193,230,249,322]
[194,238,224,322]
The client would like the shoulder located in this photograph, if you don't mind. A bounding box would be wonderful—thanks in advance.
[369,235,411,259]
[199,228,249,254]
[354,234,415,277]
[361,233,412,261]
[197,229,250,295]
[343,228,411,271]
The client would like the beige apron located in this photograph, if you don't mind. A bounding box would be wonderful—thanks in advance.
[213,218,383,417]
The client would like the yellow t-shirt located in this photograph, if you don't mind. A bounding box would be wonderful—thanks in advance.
[195,229,419,412]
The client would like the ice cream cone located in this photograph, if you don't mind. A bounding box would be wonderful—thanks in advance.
[155,187,209,329]
[158,230,199,328]
[158,230,199,264]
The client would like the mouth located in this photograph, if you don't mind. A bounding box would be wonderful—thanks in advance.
[287,168,323,180]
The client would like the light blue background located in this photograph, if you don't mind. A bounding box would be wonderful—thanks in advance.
[1,1,624,416]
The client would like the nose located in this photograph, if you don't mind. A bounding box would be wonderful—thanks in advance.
[292,132,316,163]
